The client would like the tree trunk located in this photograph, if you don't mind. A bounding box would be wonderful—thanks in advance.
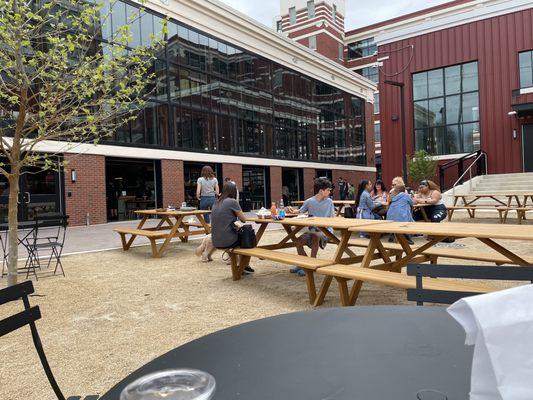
[6,171,20,287]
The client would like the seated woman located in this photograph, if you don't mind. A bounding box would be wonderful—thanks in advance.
[371,179,388,218]
[386,183,414,244]
[195,182,254,274]
[413,180,447,223]
[354,179,375,238]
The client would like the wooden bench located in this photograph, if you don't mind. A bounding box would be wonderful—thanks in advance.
[447,205,505,221]
[499,207,533,224]
[348,237,533,266]
[230,247,335,304]
[315,264,494,306]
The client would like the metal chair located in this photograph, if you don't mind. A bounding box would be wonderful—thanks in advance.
[407,264,533,305]
[25,215,69,278]
[0,280,65,400]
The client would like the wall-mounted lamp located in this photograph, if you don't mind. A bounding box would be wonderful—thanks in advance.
[513,129,518,140]
[71,169,77,183]
[508,111,517,116]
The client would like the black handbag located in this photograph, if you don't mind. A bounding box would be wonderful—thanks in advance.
[237,224,257,248]
[344,206,356,218]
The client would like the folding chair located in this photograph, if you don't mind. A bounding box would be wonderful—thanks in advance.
[407,264,533,305]
[25,215,69,278]
[0,280,65,400]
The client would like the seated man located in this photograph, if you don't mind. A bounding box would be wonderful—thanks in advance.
[287,178,335,277]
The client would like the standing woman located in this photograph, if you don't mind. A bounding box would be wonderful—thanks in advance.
[196,166,219,224]
[413,180,447,223]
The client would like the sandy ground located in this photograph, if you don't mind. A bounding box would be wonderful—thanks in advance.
[1,217,531,400]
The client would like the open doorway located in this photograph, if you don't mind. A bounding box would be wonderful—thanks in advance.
[282,168,303,204]
[105,158,159,222]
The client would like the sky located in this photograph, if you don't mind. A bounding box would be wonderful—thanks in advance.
[218,0,451,30]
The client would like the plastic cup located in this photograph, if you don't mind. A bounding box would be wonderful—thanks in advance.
[120,369,216,400]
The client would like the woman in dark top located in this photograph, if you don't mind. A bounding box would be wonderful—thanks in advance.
[195,182,254,273]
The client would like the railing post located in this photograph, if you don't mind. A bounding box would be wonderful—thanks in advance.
[439,165,445,192]
[458,158,464,185]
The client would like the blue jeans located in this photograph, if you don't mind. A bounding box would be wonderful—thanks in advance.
[199,196,216,223]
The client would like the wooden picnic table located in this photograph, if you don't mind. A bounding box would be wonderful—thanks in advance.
[452,192,533,208]
[291,200,355,217]
[412,203,432,222]
[114,209,211,258]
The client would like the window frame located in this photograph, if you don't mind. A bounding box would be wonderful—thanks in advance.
[519,50,533,89]
[412,61,481,156]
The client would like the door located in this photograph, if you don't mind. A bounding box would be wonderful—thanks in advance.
[0,166,63,224]
[524,124,533,172]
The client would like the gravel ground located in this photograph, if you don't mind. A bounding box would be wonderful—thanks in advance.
[0,217,530,400]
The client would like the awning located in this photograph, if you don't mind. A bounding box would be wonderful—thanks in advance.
[512,102,533,117]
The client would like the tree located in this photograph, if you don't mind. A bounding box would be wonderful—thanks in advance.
[0,0,165,286]
[407,150,438,185]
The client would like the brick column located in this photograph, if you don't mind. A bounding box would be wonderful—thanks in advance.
[161,159,184,207]
[64,154,106,226]
[303,168,316,199]
[222,163,243,189]
[269,166,282,205]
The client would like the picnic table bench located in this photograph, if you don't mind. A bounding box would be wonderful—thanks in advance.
[114,209,211,258]
[234,217,501,306]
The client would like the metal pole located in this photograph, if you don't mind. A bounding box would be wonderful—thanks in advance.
[399,84,408,184]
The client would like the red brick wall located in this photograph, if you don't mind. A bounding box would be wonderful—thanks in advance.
[269,166,282,205]
[64,154,106,226]
[222,163,243,189]
[161,160,184,207]
[303,168,316,199]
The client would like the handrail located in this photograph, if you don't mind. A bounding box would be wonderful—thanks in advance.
[439,150,487,192]
[440,150,482,169]
[451,152,488,195]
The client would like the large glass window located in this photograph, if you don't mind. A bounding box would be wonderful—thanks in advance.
[373,92,379,114]
[289,7,296,24]
[413,61,480,155]
[519,50,533,89]
[374,122,381,143]
[307,1,315,18]
[355,67,378,83]
[347,38,376,59]
[97,0,366,165]
[309,35,317,50]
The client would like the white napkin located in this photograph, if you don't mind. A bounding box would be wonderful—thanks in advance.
[447,284,533,400]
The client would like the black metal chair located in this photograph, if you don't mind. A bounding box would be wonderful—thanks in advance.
[407,264,533,305]
[0,280,65,400]
[24,215,69,278]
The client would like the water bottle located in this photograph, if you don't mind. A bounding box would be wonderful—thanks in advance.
[280,198,284,208]
[279,209,286,219]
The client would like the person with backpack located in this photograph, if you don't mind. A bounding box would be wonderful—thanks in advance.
[195,182,254,274]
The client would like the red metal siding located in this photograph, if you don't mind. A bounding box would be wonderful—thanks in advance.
[379,8,533,184]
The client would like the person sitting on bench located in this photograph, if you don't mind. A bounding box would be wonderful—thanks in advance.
[413,180,447,223]
[287,178,335,277]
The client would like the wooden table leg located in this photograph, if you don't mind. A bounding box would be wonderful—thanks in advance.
[255,222,269,243]
[420,207,430,222]
[154,215,184,258]
[336,278,351,306]
[478,238,529,265]
[124,215,149,250]
[305,270,317,304]
[196,214,211,235]
[314,276,333,307]
[230,253,241,281]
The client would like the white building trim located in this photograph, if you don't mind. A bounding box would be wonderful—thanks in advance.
[375,0,533,45]
[350,61,379,70]
[520,87,533,95]
[21,140,377,173]
[144,0,376,102]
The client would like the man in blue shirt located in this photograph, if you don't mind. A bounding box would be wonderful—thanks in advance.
[287,178,335,276]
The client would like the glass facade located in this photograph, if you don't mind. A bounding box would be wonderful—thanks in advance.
[355,67,378,83]
[412,62,480,155]
[519,50,533,89]
[347,38,377,60]
[95,0,367,165]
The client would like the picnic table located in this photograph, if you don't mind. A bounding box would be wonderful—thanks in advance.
[291,200,355,217]
[450,192,533,222]
[101,307,473,400]
[114,209,211,258]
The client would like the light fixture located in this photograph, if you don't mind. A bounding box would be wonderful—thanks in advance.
[513,129,518,140]
[71,169,77,183]
[508,111,517,116]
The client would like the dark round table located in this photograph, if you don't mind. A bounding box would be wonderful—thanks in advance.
[102,306,471,400]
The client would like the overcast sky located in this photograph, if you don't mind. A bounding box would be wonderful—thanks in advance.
[219,0,451,30]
